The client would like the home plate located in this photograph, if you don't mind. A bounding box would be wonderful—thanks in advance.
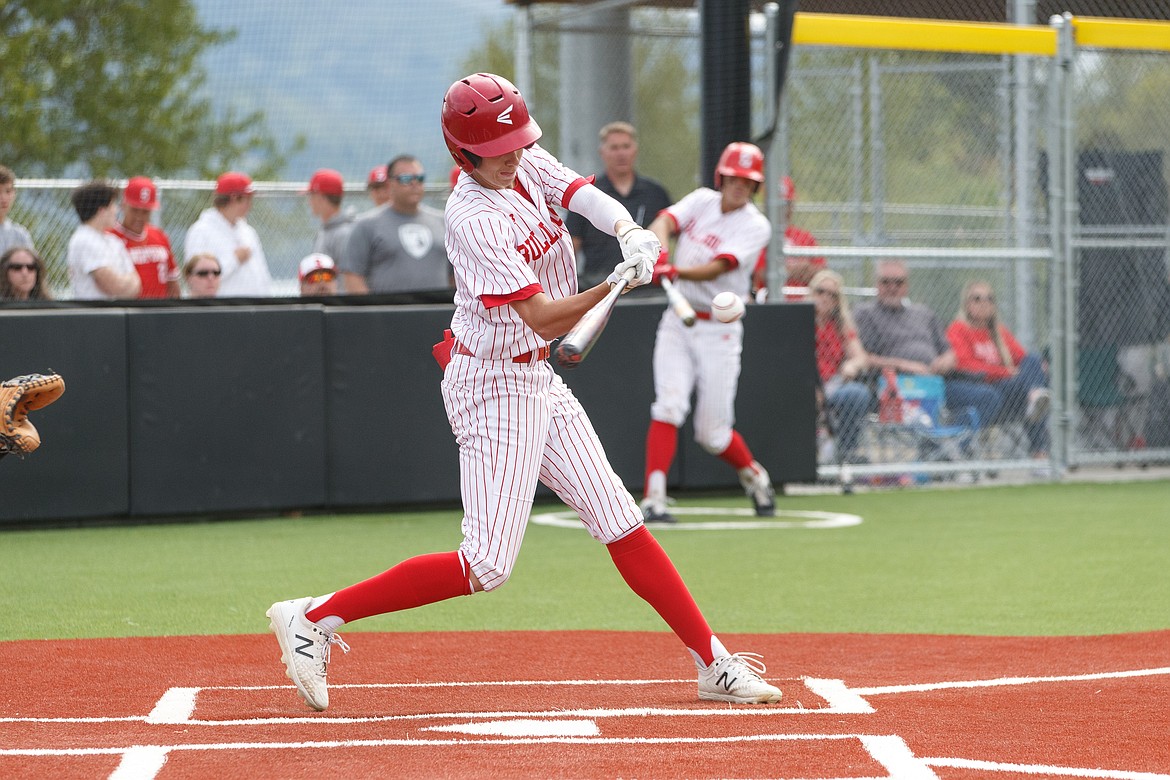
[422,719,601,737]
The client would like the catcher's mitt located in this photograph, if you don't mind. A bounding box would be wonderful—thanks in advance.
[0,373,66,457]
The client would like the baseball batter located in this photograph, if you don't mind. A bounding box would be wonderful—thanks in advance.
[268,73,781,712]
[642,142,776,523]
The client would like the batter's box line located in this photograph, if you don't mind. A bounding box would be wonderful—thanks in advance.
[0,734,951,780]
[140,677,870,725]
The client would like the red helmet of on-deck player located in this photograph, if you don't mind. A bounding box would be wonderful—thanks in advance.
[713,141,765,190]
[441,73,543,173]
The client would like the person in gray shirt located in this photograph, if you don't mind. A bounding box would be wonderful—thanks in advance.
[304,168,354,278]
[0,165,35,257]
[340,155,451,294]
[854,259,1001,430]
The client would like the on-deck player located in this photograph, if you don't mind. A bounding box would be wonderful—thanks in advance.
[267,73,782,712]
[641,142,776,524]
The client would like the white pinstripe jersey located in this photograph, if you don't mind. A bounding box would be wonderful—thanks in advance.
[663,188,771,310]
[444,144,585,359]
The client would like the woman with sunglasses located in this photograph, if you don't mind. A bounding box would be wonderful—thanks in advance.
[947,280,1050,457]
[805,269,870,462]
[182,253,222,298]
[0,247,52,301]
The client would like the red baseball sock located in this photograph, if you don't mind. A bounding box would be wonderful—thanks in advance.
[306,551,471,624]
[607,526,715,666]
[717,429,754,471]
[644,420,679,493]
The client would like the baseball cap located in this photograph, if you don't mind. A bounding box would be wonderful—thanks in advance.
[123,176,159,210]
[215,171,255,196]
[304,168,344,197]
[367,165,389,187]
[780,175,796,201]
[298,252,336,281]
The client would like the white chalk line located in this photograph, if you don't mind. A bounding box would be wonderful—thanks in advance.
[5,667,1169,780]
[530,506,863,531]
[853,666,1170,696]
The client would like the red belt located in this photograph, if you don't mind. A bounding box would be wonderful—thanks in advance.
[453,341,550,363]
[693,310,712,320]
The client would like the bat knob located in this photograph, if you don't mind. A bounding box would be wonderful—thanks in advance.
[682,314,696,327]
[554,344,582,369]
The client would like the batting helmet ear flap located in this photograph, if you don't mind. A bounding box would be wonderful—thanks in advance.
[442,73,543,173]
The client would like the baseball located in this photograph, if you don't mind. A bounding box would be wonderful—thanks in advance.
[711,291,745,323]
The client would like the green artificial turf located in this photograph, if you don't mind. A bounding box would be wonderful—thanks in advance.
[2,481,1167,640]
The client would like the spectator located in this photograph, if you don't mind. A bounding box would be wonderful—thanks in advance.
[110,176,180,299]
[184,172,272,297]
[0,247,53,301]
[340,155,450,294]
[365,165,390,208]
[751,176,824,300]
[298,252,338,296]
[66,181,141,300]
[182,253,222,298]
[642,142,776,522]
[854,259,1000,436]
[566,122,672,289]
[947,280,1050,457]
[303,169,354,278]
[806,269,871,463]
[0,165,35,257]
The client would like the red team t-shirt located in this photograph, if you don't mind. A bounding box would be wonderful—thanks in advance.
[814,320,853,383]
[109,223,179,299]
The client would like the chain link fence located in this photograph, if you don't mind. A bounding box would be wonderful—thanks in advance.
[5,181,453,298]
[5,6,1168,485]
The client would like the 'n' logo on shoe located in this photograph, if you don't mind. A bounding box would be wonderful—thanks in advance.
[717,671,737,692]
[294,633,315,659]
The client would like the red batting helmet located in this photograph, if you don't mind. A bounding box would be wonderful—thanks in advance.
[714,142,765,189]
[441,73,542,173]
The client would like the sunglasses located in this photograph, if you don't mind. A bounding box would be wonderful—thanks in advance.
[391,174,425,185]
[5,263,36,272]
[303,269,336,283]
[968,294,995,302]
[813,287,839,298]
[190,269,221,278]
[878,277,908,286]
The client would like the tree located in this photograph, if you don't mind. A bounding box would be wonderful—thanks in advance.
[0,1,300,178]
[459,10,701,200]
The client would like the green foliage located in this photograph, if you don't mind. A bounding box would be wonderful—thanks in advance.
[458,11,701,200]
[0,0,300,178]
[2,481,1168,640]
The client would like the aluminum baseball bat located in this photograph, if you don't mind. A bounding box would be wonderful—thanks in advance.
[660,277,696,327]
[554,268,634,369]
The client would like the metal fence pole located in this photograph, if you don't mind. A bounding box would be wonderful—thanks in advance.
[1046,12,1075,475]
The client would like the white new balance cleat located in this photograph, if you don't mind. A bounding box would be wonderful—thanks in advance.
[738,461,775,517]
[266,597,349,711]
[698,652,783,704]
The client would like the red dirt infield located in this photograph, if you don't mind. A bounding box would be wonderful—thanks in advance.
[2,630,1168,779]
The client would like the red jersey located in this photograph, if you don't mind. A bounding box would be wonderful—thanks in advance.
[752,225,825,298]
[109,223,178,299]
[946,319,1026,381]
[814,320,854,383]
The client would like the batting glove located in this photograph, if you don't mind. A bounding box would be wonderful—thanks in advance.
[652,249,678,285]
[608,250,654,291]
[617,226,661,264]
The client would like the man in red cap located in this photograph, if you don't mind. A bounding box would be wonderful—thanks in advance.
[183,171,272,297]
[365,165,390,208]
[109,176,180,299]
[303,169,354,281]
[751,175,825,300]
